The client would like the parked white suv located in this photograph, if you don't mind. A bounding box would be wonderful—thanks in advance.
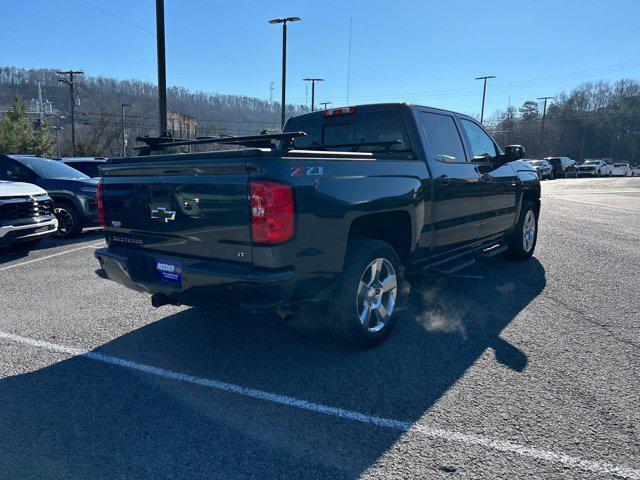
[611,163,632,176]
[0,181,58,248]
[577,159,613,177]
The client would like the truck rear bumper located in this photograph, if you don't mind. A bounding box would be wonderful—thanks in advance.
[94,247,294,310]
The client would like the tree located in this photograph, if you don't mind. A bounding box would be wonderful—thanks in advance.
[519,100,540,121]
[0,96,53,156]
[73,140,104,157]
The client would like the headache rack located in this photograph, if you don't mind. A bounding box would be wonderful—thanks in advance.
[135,131,307,155]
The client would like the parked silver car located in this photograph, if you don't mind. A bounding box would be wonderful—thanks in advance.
[526,159,554,180]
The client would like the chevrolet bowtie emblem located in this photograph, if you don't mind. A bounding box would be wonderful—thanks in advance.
[150,207,176,222]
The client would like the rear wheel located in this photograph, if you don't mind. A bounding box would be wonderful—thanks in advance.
[504,201,538,261]
[54,201,82,239]
[326,238,402,348]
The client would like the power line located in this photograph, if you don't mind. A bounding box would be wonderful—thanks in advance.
[289,59,640,103]
[78,0,156,36]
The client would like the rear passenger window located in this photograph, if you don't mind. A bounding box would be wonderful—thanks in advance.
[420,112,466,163]
[460,119,498,161]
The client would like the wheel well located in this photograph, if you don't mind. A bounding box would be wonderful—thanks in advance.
[522,189,540,213]
[51,197,75,208]
[347,211,412,264]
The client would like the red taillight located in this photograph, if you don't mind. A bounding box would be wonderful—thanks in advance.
[250,181,294,244]
[96,182,106,227]
[323,106,356,117]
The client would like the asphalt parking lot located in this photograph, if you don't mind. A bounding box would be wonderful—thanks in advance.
[0,177,638,479]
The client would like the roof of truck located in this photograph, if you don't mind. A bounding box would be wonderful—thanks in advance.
[287,102,471,123]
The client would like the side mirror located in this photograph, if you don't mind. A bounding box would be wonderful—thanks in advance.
[504,145,525,162]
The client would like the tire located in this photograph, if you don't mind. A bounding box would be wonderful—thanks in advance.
[597,170,601,178]
[54,201,82,238]
[504,201,538,261]
[326,238,403,348]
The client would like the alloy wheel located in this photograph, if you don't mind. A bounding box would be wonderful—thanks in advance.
[356,258,398,333]
[54,207,74,237]
[522,210,536,253]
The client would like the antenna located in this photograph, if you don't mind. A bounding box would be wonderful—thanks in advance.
[346,16,353,105]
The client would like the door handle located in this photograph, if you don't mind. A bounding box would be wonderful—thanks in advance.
[479,173,493,182]
[435,175,451,185]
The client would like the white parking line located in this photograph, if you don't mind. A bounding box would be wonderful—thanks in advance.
[0,242,105,272]
[0,330,638,479]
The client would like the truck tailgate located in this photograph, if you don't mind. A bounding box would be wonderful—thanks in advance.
[100,157,252,263]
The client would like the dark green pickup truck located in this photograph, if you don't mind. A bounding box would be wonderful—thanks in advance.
[95,103,540,347]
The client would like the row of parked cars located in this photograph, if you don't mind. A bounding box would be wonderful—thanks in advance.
[526,157,639,179]
[0,155,106,250]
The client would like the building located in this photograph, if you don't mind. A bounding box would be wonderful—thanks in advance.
[167,110,197,139]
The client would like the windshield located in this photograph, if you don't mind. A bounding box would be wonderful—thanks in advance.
[16,157,90,179]
[584,160,599,164]
[614,163,626,167]
[285,110,412,157]
[527,160,544,166]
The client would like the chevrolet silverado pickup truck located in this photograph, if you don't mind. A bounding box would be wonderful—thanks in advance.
[95,103,540,347]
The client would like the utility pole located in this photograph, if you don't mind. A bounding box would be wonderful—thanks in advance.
[156,0,168,137]
[475,75,495,125]
[56,70,83,156]
[51,114,65,158]
[121,104,133,157]
[319,102,332,110]
[303,78,324,111]
[269,82,274,103]
[538,96,554,135]
[268,16,302,129]
[579,111,588,162]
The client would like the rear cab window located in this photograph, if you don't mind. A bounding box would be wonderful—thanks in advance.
[284,108,413,159]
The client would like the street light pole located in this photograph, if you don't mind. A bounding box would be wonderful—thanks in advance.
[269,17,302,129]
[475,75,495,125]
[156,0,168,137]
[121,104,133,157]
[303,78,324,111]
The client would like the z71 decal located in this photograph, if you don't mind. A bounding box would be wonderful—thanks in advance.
[291,166,324,177]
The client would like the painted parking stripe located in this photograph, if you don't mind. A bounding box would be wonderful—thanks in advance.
[0,330,638,479]
[0,242,105,272]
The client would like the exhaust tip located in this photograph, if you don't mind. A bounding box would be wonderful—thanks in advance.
[151,293,169,308]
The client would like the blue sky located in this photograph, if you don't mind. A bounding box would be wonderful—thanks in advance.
[3,0,640,117]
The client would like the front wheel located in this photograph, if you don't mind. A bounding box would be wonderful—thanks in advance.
[504,201,538,261]
[326,238,402,348]
[54,202,82,239]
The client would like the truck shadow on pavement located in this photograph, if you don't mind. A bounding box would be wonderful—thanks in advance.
[0,257,545,478]
[0,229,103,265]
